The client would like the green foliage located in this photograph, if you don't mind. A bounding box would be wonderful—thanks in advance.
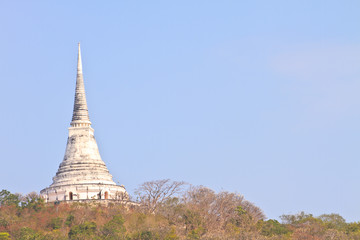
[2,188,360,240]
[235,206,247,216]
[131,231,158,240]
[159,197,184,225]
[16,227,42,240]
[140,231,155,240]
[258,219,290,236]
[346,222,360,234]
[319,213,346,230]
[0,219,9,229]
[68,221,97,240]
[231,205,253,228]
[280,211,315,225]
[48,217,63,230]
[183,210,202,231]
[0,190,20,207]
[20,192,45,212]
[0,232,10,240]
[186,227,205,240]
[101,214,126,239]
[164,227,178,240]
[65,214,75,227]
[0,190,45,212]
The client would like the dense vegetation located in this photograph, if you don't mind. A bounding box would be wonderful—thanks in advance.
[0,180,359,239]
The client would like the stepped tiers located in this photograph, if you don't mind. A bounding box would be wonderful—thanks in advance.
[40,44,128,203]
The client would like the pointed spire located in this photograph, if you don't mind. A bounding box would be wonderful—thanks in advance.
[77,42,83,75]
[71,43,91,127]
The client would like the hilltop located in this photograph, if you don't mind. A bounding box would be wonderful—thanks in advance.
[0,180,359,240]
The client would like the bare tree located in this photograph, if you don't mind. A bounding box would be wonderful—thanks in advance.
[181,186,265,238]
[135,179,186,213]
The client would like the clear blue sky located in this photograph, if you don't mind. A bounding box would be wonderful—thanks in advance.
[1,0,360,221]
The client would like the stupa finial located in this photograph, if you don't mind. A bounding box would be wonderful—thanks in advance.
[71,43,91,127]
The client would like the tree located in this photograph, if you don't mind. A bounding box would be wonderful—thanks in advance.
[318,213,346,230]
[157,197,184,226]
[68,221,98,240]
[0,219,9,230]
[20,192,44,212]
[257,219,290,237]
[48,217,63,230]
[280,212,326,239]
[14,227,43,240]
[164,227,178,240]
[346,222,360,234]
[280,211,314,225]
[101,214,126,239]
[135,179,186,213]
[323,229,347,240]
[0,190,20,207]
[181,186,265,238]
[65,214,75,227]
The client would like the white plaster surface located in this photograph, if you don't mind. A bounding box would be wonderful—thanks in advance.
[41,44,128,203]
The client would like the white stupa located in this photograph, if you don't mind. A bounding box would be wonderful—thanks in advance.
[41,44,128,203]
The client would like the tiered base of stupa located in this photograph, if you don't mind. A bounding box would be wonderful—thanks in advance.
[40,183,127,203]
[40,125,129,203]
